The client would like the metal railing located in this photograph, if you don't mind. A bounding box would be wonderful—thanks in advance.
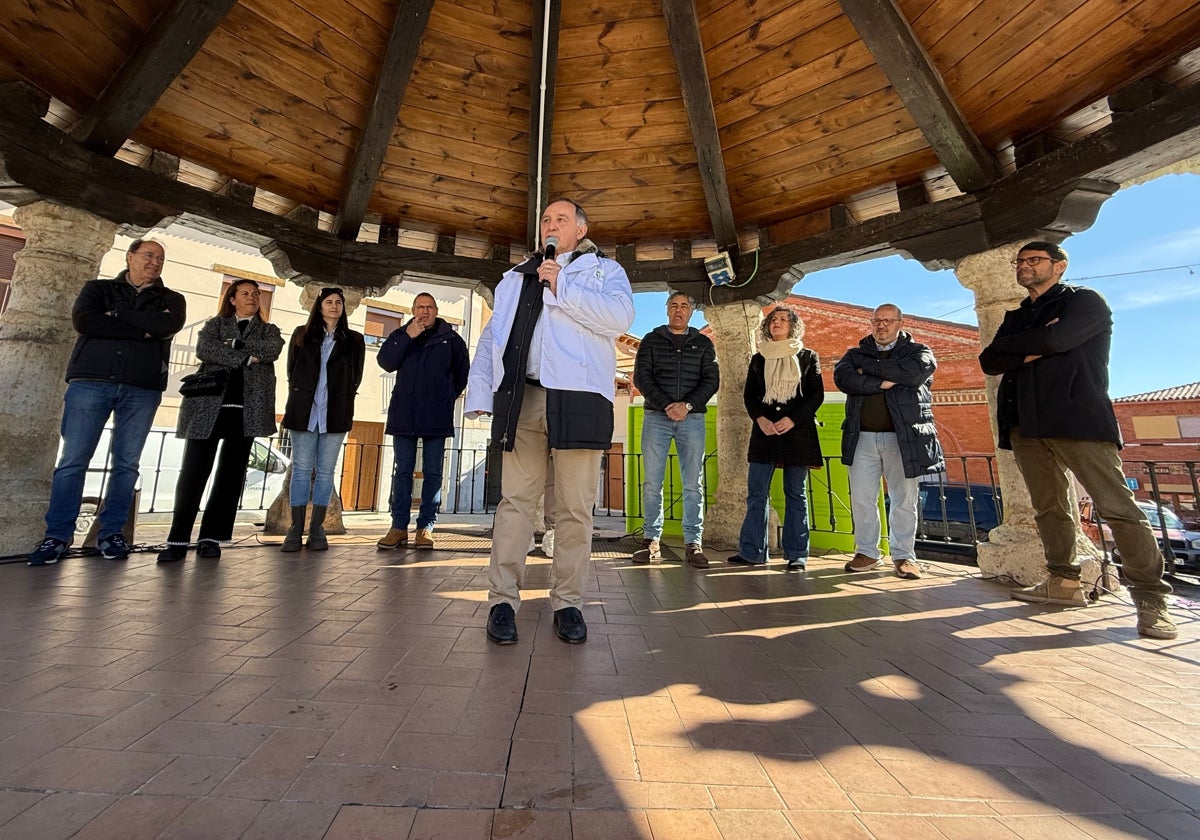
[81,434,1198,561]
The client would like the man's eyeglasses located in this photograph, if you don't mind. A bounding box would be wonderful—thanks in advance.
[1010,256,1060,267]
[870,318,898,326]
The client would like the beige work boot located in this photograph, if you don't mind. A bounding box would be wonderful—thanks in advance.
[415,528,435,548]
[376,528,408,550]
[1011,576,1087,607]
[1134,597,1178,640]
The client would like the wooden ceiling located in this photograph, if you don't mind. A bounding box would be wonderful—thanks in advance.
[0,0,1198,299]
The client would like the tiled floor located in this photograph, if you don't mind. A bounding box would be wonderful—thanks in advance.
[1,519,1198,839]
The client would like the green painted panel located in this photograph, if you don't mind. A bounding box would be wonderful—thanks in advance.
[625,399,888,553]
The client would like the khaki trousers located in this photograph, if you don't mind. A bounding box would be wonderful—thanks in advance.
[1010,430,1170,597]
[489,386,604,612]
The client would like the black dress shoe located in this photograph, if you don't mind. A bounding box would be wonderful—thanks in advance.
[196,541,222,560]
[156,545,187,564]
[486,603,518,645]
[553,607,587,644]
[727,554,764,566]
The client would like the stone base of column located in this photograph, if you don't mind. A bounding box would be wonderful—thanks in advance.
[263,466,347,536]
[977,522,1115,594]
[704,505,742,551]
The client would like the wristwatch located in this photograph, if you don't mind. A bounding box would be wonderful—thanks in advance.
[684,402,694,411]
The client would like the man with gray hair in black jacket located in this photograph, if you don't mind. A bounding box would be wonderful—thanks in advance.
[632,291,719,567]
[28,239,186,566]
[980,240,1175,640]
[835,303,944,581]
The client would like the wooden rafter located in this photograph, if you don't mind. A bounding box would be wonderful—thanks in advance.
[661,0,739,254]
[2,81,1198,300]
[839,0,999,193]
[70,0,238,157]
[527,0,561,249]
[333,0,436,241]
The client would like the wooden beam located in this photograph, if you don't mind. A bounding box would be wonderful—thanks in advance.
[715,81,1200,302]
[2,80,1197,302]
[70,0,238,156]
[527,0,561,249]
[333,0,436,241]
[661,0,739,254]
[839,0,999,193]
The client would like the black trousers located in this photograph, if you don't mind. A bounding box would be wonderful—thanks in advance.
[167,407,254,544]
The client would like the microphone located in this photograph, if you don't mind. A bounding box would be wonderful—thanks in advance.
[541,236,558,287]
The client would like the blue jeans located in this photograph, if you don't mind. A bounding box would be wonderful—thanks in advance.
[640,411,707,543]
[44,380,161,542]
[391,435,446,531]
[288,430,346,506]
[738,462,810,563]
[848,431,920,560]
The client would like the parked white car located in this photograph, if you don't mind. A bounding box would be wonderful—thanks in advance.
[78,427,290,534]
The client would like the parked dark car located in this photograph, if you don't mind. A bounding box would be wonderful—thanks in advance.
[915,482,1002,560]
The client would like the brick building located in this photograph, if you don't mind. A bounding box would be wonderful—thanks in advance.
[1113,382,1200,525]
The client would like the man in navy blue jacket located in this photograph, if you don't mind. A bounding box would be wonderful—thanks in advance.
[376,292,469,550]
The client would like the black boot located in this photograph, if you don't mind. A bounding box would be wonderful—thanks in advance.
[281,505,305,552]
[307,504,329,551]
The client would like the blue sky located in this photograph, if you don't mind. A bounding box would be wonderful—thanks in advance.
[630,173,1200,399]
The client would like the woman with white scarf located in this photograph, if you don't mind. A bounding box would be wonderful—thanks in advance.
[728,306,824,570]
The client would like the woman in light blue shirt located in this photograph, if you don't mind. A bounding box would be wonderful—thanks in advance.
[280,288,365,551]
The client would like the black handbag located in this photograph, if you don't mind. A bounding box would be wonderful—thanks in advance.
[179,367,229,397]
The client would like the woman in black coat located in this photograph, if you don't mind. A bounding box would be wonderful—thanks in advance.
[157,279,284,563]
[728,305,824,570]
[279,287,365,551]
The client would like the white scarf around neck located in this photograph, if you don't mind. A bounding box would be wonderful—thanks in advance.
[757,336,803,405]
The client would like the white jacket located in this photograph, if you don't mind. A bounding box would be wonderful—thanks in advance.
[465,251,635,417]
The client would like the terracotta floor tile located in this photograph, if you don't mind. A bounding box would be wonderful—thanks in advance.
[635,745,771,786]
[284,762,434,806]
[783,811,875,840]
[323,804,416,839]
[489,808,572,839]
[408,807,493,839]
[212,728,332,801]
[426,771,503,808]
[710,809,800,839]
[643,809,723,840]
[138,755,240,797]
[240,801,339,840]
[500,770,574,809]
[128,719,274,757]
[0,791,116,840]
[158,797,266,840]
[708,784,787,810]
[71,794,194,840]
[570,808,653,840]
[924,816,1023,839]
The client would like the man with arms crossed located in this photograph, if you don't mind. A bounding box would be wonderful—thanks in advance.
[834,304,944,580]
[979,241,1175,639]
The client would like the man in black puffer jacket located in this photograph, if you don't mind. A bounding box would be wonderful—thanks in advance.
[631,292,719,567]
[834,303,944,580]
[28,239,186,566]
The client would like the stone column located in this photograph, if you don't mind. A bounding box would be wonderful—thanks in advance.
[264,281,367,535]
[703,300,762,549]
[0,202,117,557]
[954,247,1110,588]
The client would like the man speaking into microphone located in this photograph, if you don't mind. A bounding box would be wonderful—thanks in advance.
[465,198,634,645]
